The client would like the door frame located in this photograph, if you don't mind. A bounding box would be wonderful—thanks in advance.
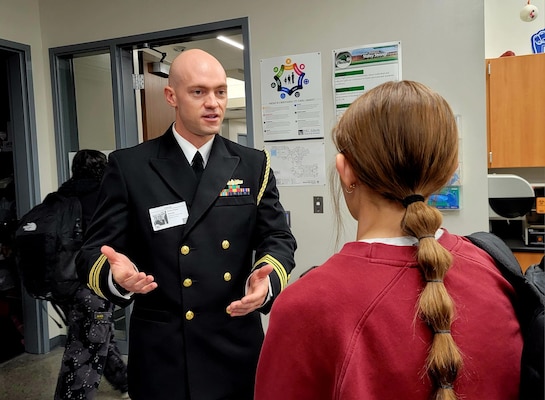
[50,17,252,184]
[0,38,45,354]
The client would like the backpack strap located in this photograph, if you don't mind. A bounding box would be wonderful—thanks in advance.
[466,231,544,399]
[526,256,545,297]
[466,231,543,324]
[49,302,69,327]
[466,231,523,279]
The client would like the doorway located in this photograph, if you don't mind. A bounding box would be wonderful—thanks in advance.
[0,39,42,360]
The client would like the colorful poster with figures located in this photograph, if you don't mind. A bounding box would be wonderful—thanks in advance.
[260,52,324,141]
[333,41,402,119]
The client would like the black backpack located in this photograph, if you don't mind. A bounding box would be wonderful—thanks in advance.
[466,231,544,400]
[14,192,83,305]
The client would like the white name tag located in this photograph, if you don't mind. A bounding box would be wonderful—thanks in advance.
[149,201,189,231]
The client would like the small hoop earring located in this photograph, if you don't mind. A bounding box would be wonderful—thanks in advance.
[345,183,356,194]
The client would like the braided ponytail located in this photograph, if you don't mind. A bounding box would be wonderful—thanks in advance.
[333,80,461,398]
[403,201,462,400]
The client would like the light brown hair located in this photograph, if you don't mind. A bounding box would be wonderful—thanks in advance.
[332,80,461,400]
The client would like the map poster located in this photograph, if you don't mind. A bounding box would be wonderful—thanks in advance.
[260,52,324,142]
[264,140,326,186]
[333,41,401,119]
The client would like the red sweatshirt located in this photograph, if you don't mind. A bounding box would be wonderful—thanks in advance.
[255,230,523,400]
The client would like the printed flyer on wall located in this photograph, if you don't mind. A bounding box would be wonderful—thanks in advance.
[332,41,401,119]
[264,140,326,186]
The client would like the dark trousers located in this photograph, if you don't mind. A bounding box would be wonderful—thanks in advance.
[54,285,128,400]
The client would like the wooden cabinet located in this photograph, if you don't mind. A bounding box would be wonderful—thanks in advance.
[485,53,545,168]
[513,251,544,272]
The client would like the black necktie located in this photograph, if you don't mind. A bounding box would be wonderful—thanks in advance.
[192,151,204,181]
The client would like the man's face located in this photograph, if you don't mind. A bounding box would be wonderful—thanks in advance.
[166,61,228,143]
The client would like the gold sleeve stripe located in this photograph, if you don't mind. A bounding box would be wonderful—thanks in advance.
[256,149,270,206]
[88,254,108,299]
[254,254,289,291]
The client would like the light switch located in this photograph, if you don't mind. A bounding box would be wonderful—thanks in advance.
[313,196,323,213]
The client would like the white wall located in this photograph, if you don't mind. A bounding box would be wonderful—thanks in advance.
[0,0,57,195]
[244,0,489,264]
[485,0,545,58]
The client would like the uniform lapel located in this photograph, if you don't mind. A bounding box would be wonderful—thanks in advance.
[183,135,239,235]
[149,129,198,203]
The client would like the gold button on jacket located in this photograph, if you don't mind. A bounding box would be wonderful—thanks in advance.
[185,310,194,320]
[221,240,230,250]
[183,278,193,287]
[180,245,190,255]
[223,272,232,281]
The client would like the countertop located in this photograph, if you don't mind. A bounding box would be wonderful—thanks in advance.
[502,238,545,253]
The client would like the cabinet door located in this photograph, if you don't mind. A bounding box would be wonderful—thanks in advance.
[486,53,545,168]
[513,251,544,273]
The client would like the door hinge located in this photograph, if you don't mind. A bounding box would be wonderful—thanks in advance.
[487,63,491,75]
[489,151,493,164]
[132,74,144,90]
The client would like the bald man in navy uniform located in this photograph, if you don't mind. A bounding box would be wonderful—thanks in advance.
[76,49,296,400]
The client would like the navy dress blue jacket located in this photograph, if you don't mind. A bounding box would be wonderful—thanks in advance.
[77,129,297,399]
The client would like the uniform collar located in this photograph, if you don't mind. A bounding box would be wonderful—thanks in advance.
[358,229,445,246]
[171,123,214,167]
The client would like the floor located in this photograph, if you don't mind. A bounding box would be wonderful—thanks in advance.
[0,346,127,400]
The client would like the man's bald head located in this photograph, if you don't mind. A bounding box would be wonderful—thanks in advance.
[168,49,226,88]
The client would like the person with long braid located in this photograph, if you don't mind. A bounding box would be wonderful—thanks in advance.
[254,80,523,399]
